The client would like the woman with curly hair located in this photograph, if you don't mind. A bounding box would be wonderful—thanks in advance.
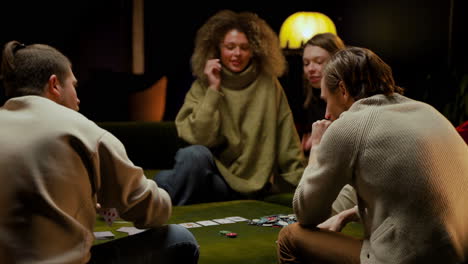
[153,9,306,205]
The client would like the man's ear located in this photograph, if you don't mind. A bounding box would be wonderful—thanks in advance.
[339,80,355,106]
[45,74,61,100]
[338,80,348,97]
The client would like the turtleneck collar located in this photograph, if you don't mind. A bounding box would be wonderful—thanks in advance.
[220,63,258,90]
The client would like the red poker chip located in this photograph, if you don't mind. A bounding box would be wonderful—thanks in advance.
[226,232,237,238]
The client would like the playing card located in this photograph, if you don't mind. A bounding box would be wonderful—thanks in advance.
[225,216,249,222]
[178,222,202,228]
[212,218,236,224]
[94,231,115,240]
[98,208,119,226]
[196,220,219,226]
[116,226,146,235]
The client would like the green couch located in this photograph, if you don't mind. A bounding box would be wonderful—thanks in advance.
[97,121,187,170]
[95,121,363,264]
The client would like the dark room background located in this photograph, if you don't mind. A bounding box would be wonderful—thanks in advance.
[1,0,467,125]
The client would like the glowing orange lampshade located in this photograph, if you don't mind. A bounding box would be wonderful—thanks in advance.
[279,12,337,49]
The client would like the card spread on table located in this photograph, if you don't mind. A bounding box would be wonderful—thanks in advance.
[196,220,219,226]
[225,216,249,222]
[116,226,146,235]
[179,222,202,228]
[94,231,115,239]
[178,216,250,228]
[212,218,236,224]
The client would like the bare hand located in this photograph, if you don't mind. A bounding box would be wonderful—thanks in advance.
[204,59,221,91]
[96,203,102,212]
[302,132,312,151]
[310,119,332,148]
[317,206,359,232]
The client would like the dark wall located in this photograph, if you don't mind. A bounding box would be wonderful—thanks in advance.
[332,0,452,110]
[0,0,134,120]
[1,0,466,124]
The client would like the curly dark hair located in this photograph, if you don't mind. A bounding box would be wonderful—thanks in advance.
[191,9,286,85]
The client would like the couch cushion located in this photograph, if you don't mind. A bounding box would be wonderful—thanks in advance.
[262,193,294,207]
[97,121,188,169]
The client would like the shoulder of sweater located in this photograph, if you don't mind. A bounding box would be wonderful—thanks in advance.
[43,101,108,140]
[355,94,438,115]
[29,96,102,129]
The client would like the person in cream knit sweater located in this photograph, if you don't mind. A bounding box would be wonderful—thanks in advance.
[0,41,199,264]
[277,47,468,264]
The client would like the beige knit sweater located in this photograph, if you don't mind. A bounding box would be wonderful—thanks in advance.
[0,96,171,263]
[294,94,468,263]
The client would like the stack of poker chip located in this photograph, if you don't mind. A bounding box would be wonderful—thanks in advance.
[219,230,238,238]
[247,214,297,227]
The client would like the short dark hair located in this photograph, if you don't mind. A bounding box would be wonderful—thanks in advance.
[323,47,404,100]
[1,40,71,98]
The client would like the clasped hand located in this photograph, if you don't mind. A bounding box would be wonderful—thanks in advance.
[306,119,332,150]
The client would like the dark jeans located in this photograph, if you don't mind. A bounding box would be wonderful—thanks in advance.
[154,145,241,205]
[88,224,199,264]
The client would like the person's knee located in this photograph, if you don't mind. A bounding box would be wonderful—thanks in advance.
[278,223,300,247]
[277,223,301,264]
[176,145,213,165]
[167,224,198,246]
[153,169,172,182]
[165,224,200,263]
[165,224,199,252]
[278,223,293,239]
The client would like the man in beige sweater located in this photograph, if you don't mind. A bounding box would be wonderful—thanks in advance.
[0,41,198,263]
[277,47,468,263]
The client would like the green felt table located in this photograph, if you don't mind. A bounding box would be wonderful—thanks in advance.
[94,200,363,264]
[170,200,295,264]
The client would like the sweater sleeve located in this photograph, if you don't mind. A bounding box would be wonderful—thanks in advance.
[292,115,360,226]
[276,81,306,186]
[175,81,224,147]
[95,132,172,229]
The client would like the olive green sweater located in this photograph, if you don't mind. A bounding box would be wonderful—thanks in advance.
[176,65,305,194]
